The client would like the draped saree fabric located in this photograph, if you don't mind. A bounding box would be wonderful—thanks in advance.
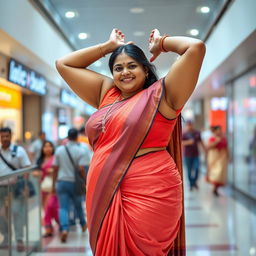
[206,137,228,186]
[168,116,186,256]
[86,79,186,255]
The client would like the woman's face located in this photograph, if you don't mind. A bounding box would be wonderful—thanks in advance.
[43,142,54,156]
[112,53,147,97]
[214,127,222,136]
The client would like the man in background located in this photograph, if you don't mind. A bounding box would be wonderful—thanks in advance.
[182,121,206,191]
[0,127,31,252]
[29,131,46,164]
[53,128,87,243]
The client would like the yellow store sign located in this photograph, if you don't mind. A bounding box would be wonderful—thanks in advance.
[0,85,21,109]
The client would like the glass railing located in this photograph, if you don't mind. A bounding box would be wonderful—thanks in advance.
[0,166,41,256]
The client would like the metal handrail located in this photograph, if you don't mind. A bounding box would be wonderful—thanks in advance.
[0,165,38,181]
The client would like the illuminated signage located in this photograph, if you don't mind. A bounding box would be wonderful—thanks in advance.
[60,89,78,108]
[60,89,96,115]
[8,59,47,95]
[0,85,21,109]
[211,97,228,111]
[249,76,256,87]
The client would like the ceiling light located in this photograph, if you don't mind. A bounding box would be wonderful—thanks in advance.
[250,247,256,255]
[130,7,144,14]
[188,29,199,36]
[65,11,76,18]
[133,31,145,36]
[78,33,89,40]
[200,6,210,13]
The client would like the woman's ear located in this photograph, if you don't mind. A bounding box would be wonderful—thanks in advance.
[144,66,149,75]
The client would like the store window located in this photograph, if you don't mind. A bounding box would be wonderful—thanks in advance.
[232,68,256,199]
[0,84,22,142]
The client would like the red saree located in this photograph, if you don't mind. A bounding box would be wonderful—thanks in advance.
[86,79,186,255]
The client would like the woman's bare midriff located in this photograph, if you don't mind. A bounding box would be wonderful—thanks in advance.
[135,147,166,157]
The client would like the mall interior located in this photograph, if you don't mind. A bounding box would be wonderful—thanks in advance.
[0,0,255,255]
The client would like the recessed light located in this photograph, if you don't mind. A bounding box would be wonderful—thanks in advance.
[250,247,256,255]
[200,6,210,13]
[65,11,76,18]
[188,29,199,36]
[78,33,89,40]
[130,7,144,14]
[133,31,145,36]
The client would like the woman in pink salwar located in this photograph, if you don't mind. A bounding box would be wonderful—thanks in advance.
[56,28,205,255]
[37,141,59,237]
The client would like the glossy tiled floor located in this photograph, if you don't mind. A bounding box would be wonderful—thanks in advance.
[31,176,256,256]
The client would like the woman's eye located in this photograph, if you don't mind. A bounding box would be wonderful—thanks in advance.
[114,67,123,72]
[129,65,137,69]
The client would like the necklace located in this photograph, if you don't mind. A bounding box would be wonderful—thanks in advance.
[101,95,122,133]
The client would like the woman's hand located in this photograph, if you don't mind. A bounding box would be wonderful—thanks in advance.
[148,29,162,62]
[32,170,42,177]
[107,28,126,51]
[46,167,54,174]
[106,28,134,53]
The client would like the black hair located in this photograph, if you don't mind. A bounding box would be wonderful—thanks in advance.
[79,126,85,134]
[109,44,158,89]
[68,128,78,140]
[36,140,55,168]
[0,127,12,134]
[210,125,221,132]
[39,131,46,136]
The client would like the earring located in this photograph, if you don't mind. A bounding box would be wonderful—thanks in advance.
[146,73,149,78]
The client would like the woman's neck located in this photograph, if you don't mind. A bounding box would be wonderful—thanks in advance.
[120,89,143,99]
[44,155,52,160]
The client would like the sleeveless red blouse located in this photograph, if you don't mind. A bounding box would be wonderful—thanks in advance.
[99,86,182,149]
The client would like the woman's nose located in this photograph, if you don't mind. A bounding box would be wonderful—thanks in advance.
[122,68,130,75]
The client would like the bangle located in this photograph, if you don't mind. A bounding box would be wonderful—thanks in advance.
[159,35,170,52]
[98,44,105,58]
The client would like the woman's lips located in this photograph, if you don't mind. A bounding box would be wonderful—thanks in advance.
[121,77,134,83]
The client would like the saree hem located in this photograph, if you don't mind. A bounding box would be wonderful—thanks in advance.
[206,177,225,186]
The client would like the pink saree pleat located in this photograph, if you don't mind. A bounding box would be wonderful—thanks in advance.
[96,151,182,255]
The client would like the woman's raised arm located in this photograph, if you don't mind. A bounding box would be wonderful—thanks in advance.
[149,29,206,111]
[55,29,126,108]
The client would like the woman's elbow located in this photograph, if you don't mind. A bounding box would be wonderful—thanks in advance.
[194,41,206,54]
[55,59,65,72]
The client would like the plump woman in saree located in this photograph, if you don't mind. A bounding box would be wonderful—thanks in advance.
[206,125,229,197]
[56,28,205,256]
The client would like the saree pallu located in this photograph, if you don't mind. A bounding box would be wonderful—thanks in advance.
[86,79,186,255]
[207,148,228,186]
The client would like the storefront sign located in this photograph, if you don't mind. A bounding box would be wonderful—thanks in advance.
[0,85,21,109]
[60,89,78,108]
[8,59,47,95]
[60,88,96,115]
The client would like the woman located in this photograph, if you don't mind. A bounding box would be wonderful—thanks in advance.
[37,141,59,237]
[206,126,229,196]
[56,28,205,255]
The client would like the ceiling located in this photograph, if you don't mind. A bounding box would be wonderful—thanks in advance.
[33,0,228,77]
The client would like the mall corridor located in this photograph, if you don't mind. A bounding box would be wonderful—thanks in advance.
[28,176,256,256]
[1,0,256,255]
